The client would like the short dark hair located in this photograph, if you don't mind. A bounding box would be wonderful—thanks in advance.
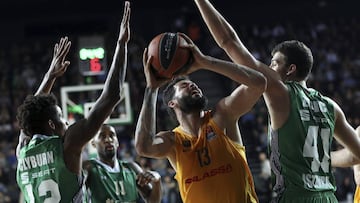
[271,40,313,81]
[162,76,189,120]
[17,94,59,136]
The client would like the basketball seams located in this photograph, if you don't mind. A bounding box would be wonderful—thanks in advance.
[166,34,181,78]
[158,34,167,74]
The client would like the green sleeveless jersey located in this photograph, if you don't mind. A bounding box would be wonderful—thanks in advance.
[16,135,83,203]
[86,159,138,203]
[269,82,336,200]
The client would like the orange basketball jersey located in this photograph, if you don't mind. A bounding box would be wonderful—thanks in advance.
[355,186,360,203]
[173,111,258,203]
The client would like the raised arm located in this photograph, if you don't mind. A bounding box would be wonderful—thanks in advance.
[64,1,130,173]
[135,50,175,159]
[193,0,259,68]
[193,0,284,84]
[16,36,71,157]
[194,0,288,129]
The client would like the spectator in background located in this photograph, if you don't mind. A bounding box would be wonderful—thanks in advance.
[254,152,272,203]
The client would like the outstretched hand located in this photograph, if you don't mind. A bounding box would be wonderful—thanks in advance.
[118,1,131,44]
[142,48,170,89]
[48,36,71,79]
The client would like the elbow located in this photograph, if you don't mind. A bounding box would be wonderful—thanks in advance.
[254,73,267,93]
[134,138,148,157]
[219,39,236,51]
[260,75,268,92]
[218,31,238,50]
[134,142,145,156]
[135,148,147,157]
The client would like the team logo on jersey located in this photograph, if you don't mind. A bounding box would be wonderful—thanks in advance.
[184,163,232,184]
[20,172,29,184]
[206,126,216,141]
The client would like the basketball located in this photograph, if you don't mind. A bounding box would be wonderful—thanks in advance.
[147,32,192,79]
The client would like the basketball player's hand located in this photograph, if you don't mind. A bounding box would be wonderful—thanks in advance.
[143,48,170,89]
[48,37,71,79]
[137,170,161,186]
[178,33,207,74]
[118,1,130,44]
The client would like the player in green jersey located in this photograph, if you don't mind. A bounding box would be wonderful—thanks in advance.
[16,35,72,203]
[192,0,360,202]
[16,2,131,202]
[83,124,162,203]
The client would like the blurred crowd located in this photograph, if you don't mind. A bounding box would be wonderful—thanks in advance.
[1,6,360,203]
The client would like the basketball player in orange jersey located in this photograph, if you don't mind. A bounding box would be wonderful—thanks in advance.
[135,33,266,203]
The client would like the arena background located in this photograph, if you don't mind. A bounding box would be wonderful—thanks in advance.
[0,0,359,202]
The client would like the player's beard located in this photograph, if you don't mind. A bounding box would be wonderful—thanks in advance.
[103,148,116,160]
[178,94,208,113]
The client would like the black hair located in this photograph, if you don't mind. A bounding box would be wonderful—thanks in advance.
[16,94,59,136]
[162,75,189,120]
[271,40,313,81]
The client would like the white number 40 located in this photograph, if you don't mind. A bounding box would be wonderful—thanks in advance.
[302,126,331,173]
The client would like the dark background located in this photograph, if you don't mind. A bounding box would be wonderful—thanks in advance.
[1,0,359,43]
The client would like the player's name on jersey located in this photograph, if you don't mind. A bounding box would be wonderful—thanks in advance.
[299,109,330,123]
[18,151,54,171]
[302,173,332,189]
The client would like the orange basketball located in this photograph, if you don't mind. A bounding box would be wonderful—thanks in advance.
[147,32,192,79]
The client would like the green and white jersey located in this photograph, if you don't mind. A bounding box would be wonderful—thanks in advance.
[269,82,336,199]
[16,135,83,203]
[86,159,138,203]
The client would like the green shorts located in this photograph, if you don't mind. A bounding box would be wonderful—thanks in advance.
[277,190,338,203]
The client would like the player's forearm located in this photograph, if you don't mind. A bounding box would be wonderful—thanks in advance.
[331,148,360,167]
[101,41,128,102]
[194,0,259,71]
[35,71,57,95]
[135,87,158,156]
[147,180,162,203]
[201,56,266,92]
